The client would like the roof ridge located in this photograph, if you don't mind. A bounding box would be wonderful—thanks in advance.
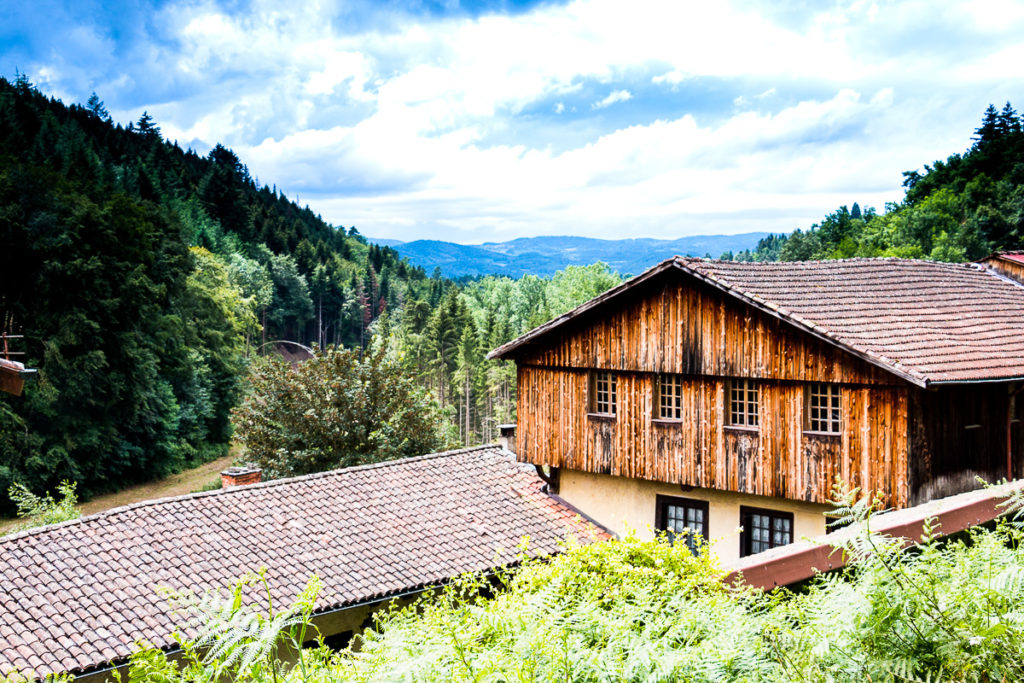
[0,444,506,545]
[678,260,929,384]
[689,256,980,267]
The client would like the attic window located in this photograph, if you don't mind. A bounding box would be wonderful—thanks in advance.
[657,374,682,420]
[727,380,759,428]
[806,383,841,433]
[592,371,617,416]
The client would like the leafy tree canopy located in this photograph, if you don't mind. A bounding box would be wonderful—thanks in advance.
[232,346,455,478]
[731,101,1024,263]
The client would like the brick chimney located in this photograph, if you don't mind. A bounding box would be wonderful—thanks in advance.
[221,465,262,488]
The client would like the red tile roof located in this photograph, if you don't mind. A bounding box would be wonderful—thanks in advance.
[490,256,1024,385]
[0,446,605,679]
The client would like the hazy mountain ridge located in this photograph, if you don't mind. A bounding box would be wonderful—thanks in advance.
[374,233,771,277]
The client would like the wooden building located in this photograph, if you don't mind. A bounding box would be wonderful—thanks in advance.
[490,256,1024,563]
[979,250,1024,284]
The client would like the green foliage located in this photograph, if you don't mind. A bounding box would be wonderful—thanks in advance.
[191,477,223,494]
[6,480,79,533]
[383,263,623,446]
[126,488,1024,682]
[0,77,429,509]
[232,346,453,478]
[161,569,322,683]
[734,101,1024,263]
[113,569,325,683]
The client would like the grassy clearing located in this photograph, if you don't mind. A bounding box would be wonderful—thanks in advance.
[0,453,235,535]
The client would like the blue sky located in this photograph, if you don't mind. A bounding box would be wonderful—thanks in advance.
[3,0,1023,243]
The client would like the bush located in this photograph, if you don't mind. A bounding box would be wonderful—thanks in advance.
[232,346,454,479]
[6,480,80,534]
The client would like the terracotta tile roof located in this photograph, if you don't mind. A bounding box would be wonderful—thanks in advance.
[0,446,605,679]
[683,257,1024,383]
[490,256,1024,385]
[995,252,1024,264]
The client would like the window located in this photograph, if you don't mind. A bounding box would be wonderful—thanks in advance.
[656,495,708,553]
[657,374,682,420]
[806,383,841,433]
[740,507,794,557]
[592,371,617,416]
[727,380,759,428]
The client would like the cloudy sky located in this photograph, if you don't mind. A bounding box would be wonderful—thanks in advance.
[3,0,1022,243]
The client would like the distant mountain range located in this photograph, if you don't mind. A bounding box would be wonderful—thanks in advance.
[371,234,770,278]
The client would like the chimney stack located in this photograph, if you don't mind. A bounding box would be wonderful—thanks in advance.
[497,423,517,454]
[221,465,262,488]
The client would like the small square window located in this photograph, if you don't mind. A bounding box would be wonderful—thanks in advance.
[740,506,794,557]
[806,383,841,433]
[728,380,759,428]
[657,374,682,420]
[592,371,617,415]
[656,495,709,553]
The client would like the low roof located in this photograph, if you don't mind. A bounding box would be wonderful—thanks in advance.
[0,446,605,679]
[726,479,1024,590]
[985,251,1024,265]
[489,256,1024,386]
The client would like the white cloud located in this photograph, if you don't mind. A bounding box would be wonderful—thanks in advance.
[652,70,686,86]
[592,89,632,109]
[31,0,1024,242]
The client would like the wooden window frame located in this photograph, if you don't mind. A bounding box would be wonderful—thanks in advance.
[655,374,683,421]
[739,506,794,557]
[589,370,617,417]
[655,495,709,552]
[726,379,760,430]
[805,383,842,434]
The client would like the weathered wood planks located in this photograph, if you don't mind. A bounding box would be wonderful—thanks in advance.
[516,366,910,507]
[516,279,897,385]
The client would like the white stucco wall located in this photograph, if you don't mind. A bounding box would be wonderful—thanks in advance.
[558,468,830,566]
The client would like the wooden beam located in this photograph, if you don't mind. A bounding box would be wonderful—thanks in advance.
[725,480,1024,590]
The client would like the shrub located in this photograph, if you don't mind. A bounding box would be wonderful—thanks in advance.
[6,480,80,533]
[232,346,453,479]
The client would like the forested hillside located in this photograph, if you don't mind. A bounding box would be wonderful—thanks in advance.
[381,233,769,277]
[729,102,1024,262]
[0,75,436,505]
[0,76,618,506]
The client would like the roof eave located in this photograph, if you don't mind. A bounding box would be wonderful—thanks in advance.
[489,257,930,388]
[487,257,683,360]
[927,376,1024,386]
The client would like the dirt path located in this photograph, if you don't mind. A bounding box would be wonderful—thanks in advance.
[0,453,235,534]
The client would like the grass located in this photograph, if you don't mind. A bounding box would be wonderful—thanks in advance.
[0,452,235,535]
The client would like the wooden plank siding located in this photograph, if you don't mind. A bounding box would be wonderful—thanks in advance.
[908,383,1024,504]
[516,277,899,385]
[513,275,912,508]
[517,367,909,507]
[982,255,1024,285]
